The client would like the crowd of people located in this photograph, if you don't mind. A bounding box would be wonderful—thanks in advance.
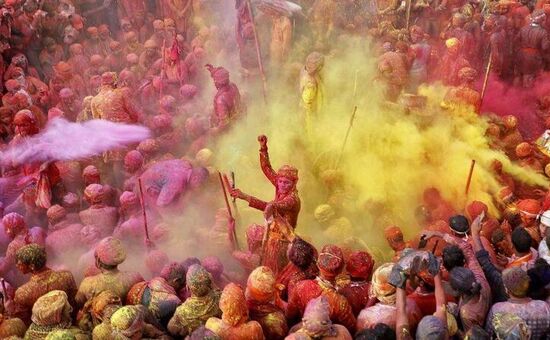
[0,0,550,339]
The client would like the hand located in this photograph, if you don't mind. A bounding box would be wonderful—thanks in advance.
[258,135,268,149]
[496,253,509,267]
[471,211,485,236]
[229,188,247,200]
[421,231,442,240]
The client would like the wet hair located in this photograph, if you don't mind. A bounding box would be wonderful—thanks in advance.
[511,227,532,253]
[450,267,481,296]
[288,237,316,270]
[442,245,465,271]
[449,215,469,234]
[355,323,396,340]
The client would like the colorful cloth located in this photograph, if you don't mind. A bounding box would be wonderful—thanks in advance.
[127,277,181,323]
[486,299,550,339]
[75,270,143,306]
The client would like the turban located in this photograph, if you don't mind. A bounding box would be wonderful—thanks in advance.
[90,54,104,66]
[416,315,447,340]
[70,14,84,30]
[126,53,139,63]
[346,251,374,280]
[445,38,460,48]
[277,165,298,182]
[195,148,213,167]
[314,204,335,223]
[152,20,164,29]
[220,283,248,326]
[145,250,169,275]
[118,70,135,84]
[119,191,139,208]
[59,88,74,98]
[384,225,404,243]
[504,115,518,129]
[5,79,20,92]
[492,313,531,340]
[517,199,541,218]
[95,237,126,266]
[13,109,36,125]
[144,39,157,49]
[187,264,213,297]
[0,317,26,338]
[449,215,469,235]
[180,84,198,99]
[246,266,275,302]
[90,290,122,321]
[137,139,159,155]
[515,142,532,158]
[47,205,67,221]
[202,256,224,277]
[159,95,176,109]
[82,165,100,179]
[466,201,488,221]
[458,67,477,81]
[540,210,550,227]
[161,262,186,283]
[62,192,79,209]
[31,290,72,326]
[84,184,105,204]
[101,72,117,86]
[317,244,344,275]
[110,306,144,338]
[369,263,396,305]
[502,267,530,298]
[302,296,336,338]
[54,62,72,74]
[16,243,47,269]
[87,26,98,35]
[152,114,172,130]
[2,212,26,232]
[205,64,230,83]
[498,186,514,202]
[305,52,324,73]
[124,150,144,169]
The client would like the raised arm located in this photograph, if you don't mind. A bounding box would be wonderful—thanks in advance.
[258,135,278,185]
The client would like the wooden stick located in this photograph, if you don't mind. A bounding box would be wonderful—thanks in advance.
[259,221,271,266]
[160,39,166,98]
[405,0,412,30]
[218,172,239,250]
[479,50,493,110]
[465,160,476,195]
[246,0,269,104]
[137,178,151,243]
[335,106,358,169]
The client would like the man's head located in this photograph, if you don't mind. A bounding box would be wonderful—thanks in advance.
[287,237,316,270]
[511,227,532,255]
[502,267,530,298]
[87,26,99,40]
[445,38,460,55]
[160,262,186,291]
[16,244,47,274]
[317,244,344,280]
[384,225,405,252]
[13,109,37,137]
[59,88,75,105]
[82,165,100,186]
[94,237,126,270]
[205,64,230,89]
[2,212,26,239]
[442,245,465,271]
[449,215,470,237]
[276,165,298,195]
[47,205,67,226]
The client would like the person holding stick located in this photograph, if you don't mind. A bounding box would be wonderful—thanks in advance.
[229,135,300,274]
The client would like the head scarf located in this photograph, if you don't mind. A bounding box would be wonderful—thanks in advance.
[110,306,144,339]
[31,291,72,327]
[246,266,275,303]
[346,251,374,280]
[187,264,213,297]
[492,313,531,340]
[369,263,396,305]
[416,315,447,340]
[119,191,139,210]
[47,205,67,223]
[95,237,126,266]
[84,184,105,205]
[502,267,530,298]
[90,290,122,322]
[2,212,26,235]
[301,296,336,338]
[317,244,344,276]
[124,150,144,171]
[220,283,248,326]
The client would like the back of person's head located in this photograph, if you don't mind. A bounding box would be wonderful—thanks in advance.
[511,227,532,253]
[355,323,396,340]
[527,258,550,300]
[442,245,465,271]
[502,267,530,298]
[492,313,531,340]
[416,315,447,340]
[450,267,481,297]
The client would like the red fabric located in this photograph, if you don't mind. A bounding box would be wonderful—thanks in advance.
[338,281,371,316]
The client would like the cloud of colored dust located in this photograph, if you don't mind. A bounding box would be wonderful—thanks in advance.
[210,35,548,262]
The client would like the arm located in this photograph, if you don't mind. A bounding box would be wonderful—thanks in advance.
[258,135,278,185]
[396,287,412,340]
[433,273,447,322]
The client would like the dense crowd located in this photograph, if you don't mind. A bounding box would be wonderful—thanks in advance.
[1,0,550,339]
